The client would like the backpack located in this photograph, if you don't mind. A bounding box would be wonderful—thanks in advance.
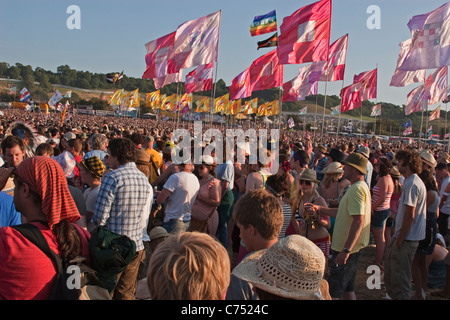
[12,223,111,300]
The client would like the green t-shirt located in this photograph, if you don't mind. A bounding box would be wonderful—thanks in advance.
[331,180,371,254]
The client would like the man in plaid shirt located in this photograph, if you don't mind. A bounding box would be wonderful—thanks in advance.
[93,137,152,300]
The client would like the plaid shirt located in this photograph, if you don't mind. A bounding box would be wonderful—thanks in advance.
[93,162,152,251]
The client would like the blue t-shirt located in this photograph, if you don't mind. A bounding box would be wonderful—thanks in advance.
[0,191,21,227]
[216,161,234,191]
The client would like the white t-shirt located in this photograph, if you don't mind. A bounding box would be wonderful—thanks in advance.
[83,186,100,214]
[162,171,200,222]
[440,176,450,215]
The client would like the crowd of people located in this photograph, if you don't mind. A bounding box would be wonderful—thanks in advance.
[0,108,449,301]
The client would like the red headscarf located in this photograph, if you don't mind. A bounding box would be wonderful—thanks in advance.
[15,156,80,229]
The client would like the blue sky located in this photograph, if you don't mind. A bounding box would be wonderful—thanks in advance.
[0,0,448,108]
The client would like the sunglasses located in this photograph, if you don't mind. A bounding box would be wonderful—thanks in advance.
[300,180,312,186]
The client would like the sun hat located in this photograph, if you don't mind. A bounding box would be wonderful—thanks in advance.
[420,150,437,168]
[64,132,77,141]
[321,162,344,175]
[390,166,401,178]
[325,148,346,163]
[299,168,319,183]
[202,155,215,165]
[149,226,169,241]
[52,151,76,178]
[232,234,328,300]
[79,156,106,179]
[343,152,368,175]
[438,152,450,164]
[355,146,370,159]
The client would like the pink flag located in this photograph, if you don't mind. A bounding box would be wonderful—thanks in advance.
[153,72,182,89]
[340,84,362,113]
[390,39,426,87]
[405,84,427,115]
[353,68,377,101]
[185,63,214,94]
[249,49,283,92]
[277,0,331,65]
[429,105,441,121]
[142,32,178,79]
[311,34,348,82]
[170,11,221,70]
[425,66,448,105]
[230,67,252,100]
[282,65,318,101]
[399,2,450,71]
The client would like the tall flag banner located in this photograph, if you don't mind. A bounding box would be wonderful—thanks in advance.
[153,72,182,89]
[353,68,377,101]
[124,89,140,108]
[331,105,340,115]
[229,99,241,115]
[9,87,17,95]
[249,49,283,92]
[230,67,252,100]
[185,63,214,94]
[282,64,318,101]
[176,93,193,112]
[311,34,348,82]
[424,66,448,105]
[257,32,278,50]
[277,0,331,65]
[19,87,31,102]
[48,90,63,107]
[250,10,277,37]
[405,84,427,115]
[390,39,426,87]
[214,93,229,114]
[399,2,450,71]
[170,10,221,70]
[243,98,258,114]
[257,102,269,117]
[429,105,441,121]
[109,89,125,106]
[402,119,412,128]
[161,94,177,111]
[267,100,279,115]
[288,117,295,128]
[299,106,308,115]
[146,90,161,107]
[142,32,178,79]
[340,85,362,112]
[370,104,382,117]
[195,97,210,113]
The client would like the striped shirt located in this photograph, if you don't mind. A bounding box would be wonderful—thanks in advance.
[372,184,392,211]
[93,162,152,251]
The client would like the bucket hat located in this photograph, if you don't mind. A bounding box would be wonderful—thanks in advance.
[299,168,319,183]
[343,153,368,175]
[355,146,370,159]
[149,226,169,241]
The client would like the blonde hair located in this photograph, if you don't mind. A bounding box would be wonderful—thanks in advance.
[147,232,230,300]
[322,172,340,189]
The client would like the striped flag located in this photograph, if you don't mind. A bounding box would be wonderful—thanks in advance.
[403,126,413,136]
[429,105,441,121]
[288,117,295,128]
[19,88,31,102]
[250,10,277,37]
[370,104,381,117]
[425,66,448,105]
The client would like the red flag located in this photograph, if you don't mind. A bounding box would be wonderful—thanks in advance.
[405,84,427,115]
[353,68,377,101]
[311,34,348,82]
[424,66,448,105]
[277,0,331,65]
[340,85,362,113]
[230,67,252,100]
[142,32,178,79]
[282,65,318,101]
[184,63,214,94]
[153,72,182,90]
[170,11,221,70]
[249,49,283,92]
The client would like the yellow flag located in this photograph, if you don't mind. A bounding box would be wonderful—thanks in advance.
[196,97,210,113]
[108,89,124,106]
[125,89,140,108]
[230,99,241,115]
[146,90,160,107]
[214,93,229,114]
[243,98,258,115]
[61,107,67,125]
[257,102,269,117]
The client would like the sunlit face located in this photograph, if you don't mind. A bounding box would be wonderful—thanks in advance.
[5,145,25,168]
[300,179,314,193]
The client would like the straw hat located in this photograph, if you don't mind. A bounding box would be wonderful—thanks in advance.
[299,168,320,183]
[390,166,401,178]
[343,153,368,175]
[420,150,437,168]
[232,235,328,300]
[321,162,344,175]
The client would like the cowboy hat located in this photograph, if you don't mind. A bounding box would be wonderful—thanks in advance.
[420,150,437,168]
[232,235,329,300]
[321,162,344,175]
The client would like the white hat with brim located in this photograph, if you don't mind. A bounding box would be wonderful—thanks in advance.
[321,162,344,174]
[232,235,329,300]
[420,150,437,168]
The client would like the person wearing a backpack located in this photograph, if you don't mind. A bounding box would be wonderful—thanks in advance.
[0,156,91,300]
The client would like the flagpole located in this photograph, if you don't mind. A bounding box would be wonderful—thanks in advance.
[321,77,329,143]
[425,104,430,142]
[210,62,219,129]
[278,66,283,131]
[337,79,345,139]
[419,100,426,149]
